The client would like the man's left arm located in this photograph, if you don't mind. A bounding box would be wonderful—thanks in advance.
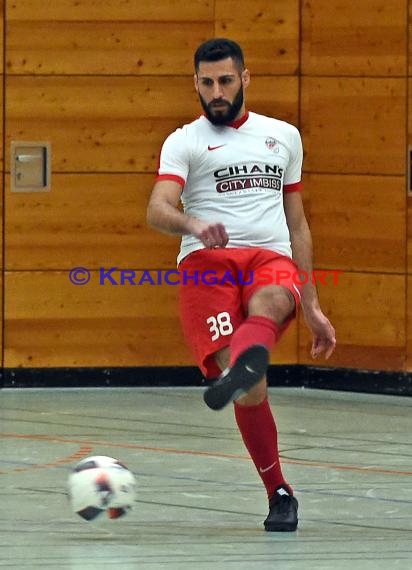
[283,191,336,359]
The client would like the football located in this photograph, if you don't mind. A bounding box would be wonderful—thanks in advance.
[68,455,137,521]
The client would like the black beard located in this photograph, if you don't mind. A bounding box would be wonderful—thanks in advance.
[199,85,244,126]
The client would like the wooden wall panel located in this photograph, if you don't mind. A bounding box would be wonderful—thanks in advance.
[301,77,406,175]
[0,0,4,370]
[6,22,212,75]
[7,0,214,22]
[6,174,180,270]
[402,1,412,372]
[406,276,412,371]
[0,4,3,69]
[0,73,3,266]
[0,3,3,173]
[410,0,412,76]
[407,68,412,369]
[215,0,299,75]
[6,76,299,173]
[5,271,296,367]
[301,1,408,374]
[0,272,2,368]
[406,196,412,275]
[6,76,198,173]
[408,0,412,368]
[247,76,298,124]
[302,0,407,76]
[3,1,410,374]
[270,322,297,365]
[299,272,406,371]
[304,173,406,273]
[5,271,192,367]
[407,79,412,274]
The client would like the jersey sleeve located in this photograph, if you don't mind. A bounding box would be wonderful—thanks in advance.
[284,125,303,193]
[156,128,190,187]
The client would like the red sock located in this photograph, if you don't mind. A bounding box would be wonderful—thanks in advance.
[229,315,280,366]
[234,397,293,498]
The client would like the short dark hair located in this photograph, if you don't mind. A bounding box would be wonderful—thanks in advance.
[194,38,245,72]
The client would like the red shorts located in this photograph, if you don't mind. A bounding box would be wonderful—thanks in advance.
[178,247,301,378]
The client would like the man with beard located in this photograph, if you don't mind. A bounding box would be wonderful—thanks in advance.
[147,38,336,532]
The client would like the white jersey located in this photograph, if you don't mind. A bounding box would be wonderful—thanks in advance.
[156,111,303,264]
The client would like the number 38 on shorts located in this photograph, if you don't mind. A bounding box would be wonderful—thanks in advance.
[206,311,234,341]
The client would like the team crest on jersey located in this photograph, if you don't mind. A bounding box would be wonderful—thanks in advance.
[265,137,279,153]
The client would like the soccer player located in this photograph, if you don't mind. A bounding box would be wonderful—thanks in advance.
[147,38,336,532]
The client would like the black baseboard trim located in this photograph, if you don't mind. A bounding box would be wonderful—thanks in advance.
[274,366,412,396]
[2,365,411,396]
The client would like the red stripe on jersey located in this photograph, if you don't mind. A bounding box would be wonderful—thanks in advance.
[156,173,186,187]
[284,181,302,193]
[227,111,249,129]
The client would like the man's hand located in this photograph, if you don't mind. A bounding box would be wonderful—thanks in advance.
[187,218,229,249]
[303,307,336,360]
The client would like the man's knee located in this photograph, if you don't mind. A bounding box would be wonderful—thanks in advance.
[248,285,295,325]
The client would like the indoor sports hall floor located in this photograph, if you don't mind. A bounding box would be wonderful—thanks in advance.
[0,386,411,569]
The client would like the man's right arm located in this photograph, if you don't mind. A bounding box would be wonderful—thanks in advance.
[147,180,229,248]
[147,179,193,235]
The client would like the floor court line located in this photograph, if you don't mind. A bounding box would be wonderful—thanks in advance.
[1,431,411,477]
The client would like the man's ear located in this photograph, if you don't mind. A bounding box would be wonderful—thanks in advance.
[242,69,250,88]
[194,74,199,93]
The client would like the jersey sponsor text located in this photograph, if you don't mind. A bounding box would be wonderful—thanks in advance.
[216,177,282,193]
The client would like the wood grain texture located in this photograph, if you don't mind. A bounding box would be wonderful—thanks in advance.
[0,75,3,271]
[301,77,406,175]
[0,272,2,367]
[3,1,411,374]
[408,197,412,274]
[0,1,3,371]
[5,270,192,367]
[7,0,214,21]
[298,272,406,371]
[410,4,412,76]
[0,0,3,74]
[247,76,298,124]
[6,76,299,172]
[271,321,297,365]
[6,173,180,270]
[302,0,407,76]
[407,197,412,283]
[6,75,198,173]
[408,77,412,140]
[304,173,406,273]
[406,276,412,371]
[5,270,297,367]
[398,76,412,276]
[6,22,212,75]
[215,0,299,75]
